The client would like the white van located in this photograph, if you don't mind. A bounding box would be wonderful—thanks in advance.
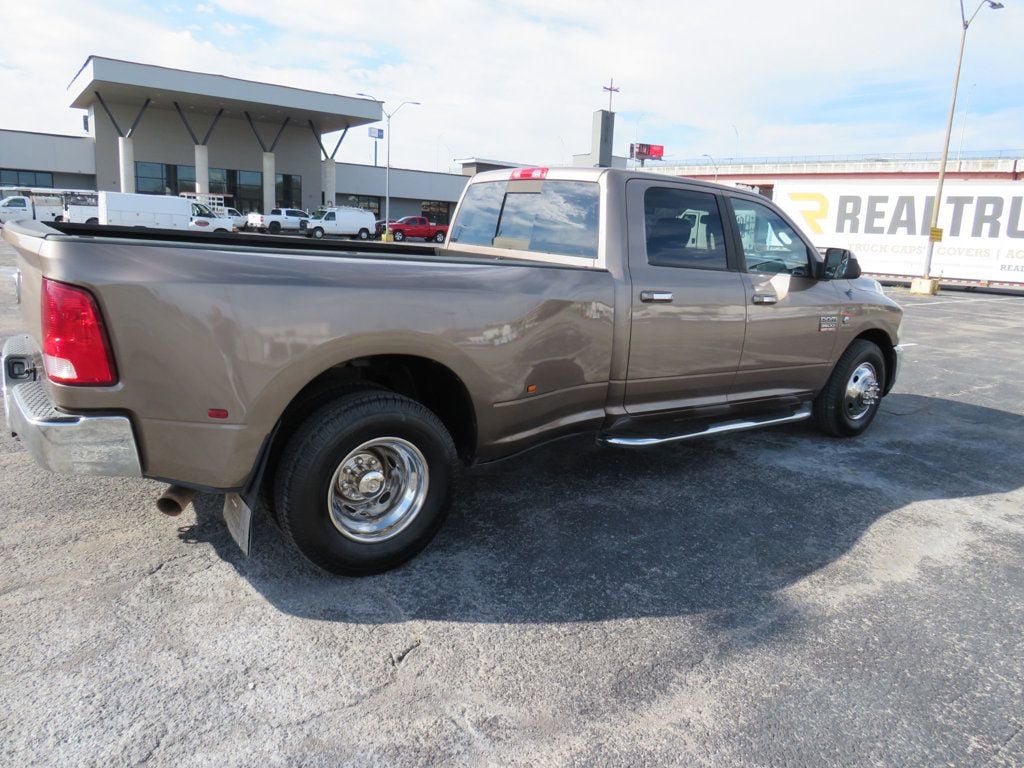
[99,192,235,232]
[303,206,376,240]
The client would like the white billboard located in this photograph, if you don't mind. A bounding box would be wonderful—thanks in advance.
[772,179,1024,285]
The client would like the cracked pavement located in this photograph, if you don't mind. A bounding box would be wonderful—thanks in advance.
[1,239,1022,766]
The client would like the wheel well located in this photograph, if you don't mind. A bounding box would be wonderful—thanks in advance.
[853,329,896,392]
[262,355,477,491]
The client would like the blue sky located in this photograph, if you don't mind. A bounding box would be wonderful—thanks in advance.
[2,1,1022,171]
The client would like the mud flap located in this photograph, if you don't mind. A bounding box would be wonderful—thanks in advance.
[223,493,253,556]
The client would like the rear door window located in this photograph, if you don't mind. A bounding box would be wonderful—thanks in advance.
[643,187,727,270]
[451,179,599,259]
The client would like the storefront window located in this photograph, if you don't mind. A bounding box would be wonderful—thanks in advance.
[175,165,195,195]
[275,174,302,208]
[421,200,452,225]
[233,170,263,212]
[209,168,228,195]
[339,194,380,217]
[0,169,54,188]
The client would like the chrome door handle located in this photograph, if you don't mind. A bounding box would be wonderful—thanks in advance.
[640,290,673,303]
[752,293,778,305]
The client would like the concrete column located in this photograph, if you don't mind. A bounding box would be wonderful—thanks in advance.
[195,144,209,194]
[262,151,275,213]
[118,136,135,193]
[322,158,337,207]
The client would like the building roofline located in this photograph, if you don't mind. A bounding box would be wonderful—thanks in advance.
[67,56,381,132]
[68,55,378,104]
[0,128,92,141]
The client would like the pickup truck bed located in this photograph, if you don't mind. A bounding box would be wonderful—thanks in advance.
[2,167,902,575]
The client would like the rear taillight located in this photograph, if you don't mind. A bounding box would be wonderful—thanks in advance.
[41,277,117,386]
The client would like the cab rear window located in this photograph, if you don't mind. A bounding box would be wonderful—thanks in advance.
[451,180,599,259]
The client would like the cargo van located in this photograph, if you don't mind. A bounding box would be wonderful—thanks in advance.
[99,192,235,231]
[302,206,376,239]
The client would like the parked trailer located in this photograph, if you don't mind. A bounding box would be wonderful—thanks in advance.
[773,179,1024,287]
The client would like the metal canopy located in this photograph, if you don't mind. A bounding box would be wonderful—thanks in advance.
[68,56,381,133]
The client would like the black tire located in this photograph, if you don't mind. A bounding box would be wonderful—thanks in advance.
[393,230,405,242]
[215,228,228,233]
[434,231,446,243]
[268,221,281,234]
[813,339,886,437]
[312,227,324,239]
[273,390,458,575]
[358,228,370,240]
[86,217,99,225]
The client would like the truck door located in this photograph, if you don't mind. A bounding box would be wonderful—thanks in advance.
[0,196,31,224]
[722,194,841,400]
[623,179,748,414]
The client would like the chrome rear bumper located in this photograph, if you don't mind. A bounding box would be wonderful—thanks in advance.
[3,335,142,476]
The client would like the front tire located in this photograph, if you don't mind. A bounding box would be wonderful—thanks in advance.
[274,390,458,575]
[312,227,325,239]
[393,230,405,242]
[358,228,370,240]
[814,339,886,437]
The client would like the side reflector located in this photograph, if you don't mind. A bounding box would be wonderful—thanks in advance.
[510,167,548,181]
[41,278,117,386]
[208,408,229,420]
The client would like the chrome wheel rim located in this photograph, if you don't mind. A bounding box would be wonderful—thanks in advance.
[327,437,429,542]
[845,362,880,421]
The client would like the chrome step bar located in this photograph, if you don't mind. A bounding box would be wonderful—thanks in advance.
[599,404,813,447]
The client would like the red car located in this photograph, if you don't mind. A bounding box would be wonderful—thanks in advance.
[388,216,448,243]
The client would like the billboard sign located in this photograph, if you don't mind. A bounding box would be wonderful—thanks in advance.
[630,143,664,160]
[773,179,1024,284]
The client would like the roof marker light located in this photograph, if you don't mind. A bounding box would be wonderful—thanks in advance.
[510,167,548,181]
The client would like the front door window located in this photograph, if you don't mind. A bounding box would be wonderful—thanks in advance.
[729,198,814,277]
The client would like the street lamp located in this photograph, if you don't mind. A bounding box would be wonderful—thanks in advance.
[921,0,1003,282]
[702,153,719,182]
[357,94,421,238]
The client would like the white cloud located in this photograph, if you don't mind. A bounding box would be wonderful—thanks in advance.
[1,0,1021,172]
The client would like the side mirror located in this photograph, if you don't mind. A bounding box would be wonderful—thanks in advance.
[823,248,861,280]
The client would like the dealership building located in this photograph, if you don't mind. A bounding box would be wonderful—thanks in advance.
[0,56,468,222]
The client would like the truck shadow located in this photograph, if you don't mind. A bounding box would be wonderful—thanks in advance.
[187,393,1024,627]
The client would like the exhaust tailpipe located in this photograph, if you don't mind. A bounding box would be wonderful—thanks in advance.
[156,485,197,516]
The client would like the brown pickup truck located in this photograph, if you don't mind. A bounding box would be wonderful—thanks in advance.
[2,167,903,575]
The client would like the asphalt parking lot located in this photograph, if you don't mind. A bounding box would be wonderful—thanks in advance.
[1,239,1022,767]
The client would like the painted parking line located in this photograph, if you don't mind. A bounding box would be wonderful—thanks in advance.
[902,296,1021,307]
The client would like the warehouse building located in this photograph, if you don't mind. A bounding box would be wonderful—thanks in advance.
[0,56,468,223]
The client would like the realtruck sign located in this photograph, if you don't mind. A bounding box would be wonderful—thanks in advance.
[772,180,1024,285]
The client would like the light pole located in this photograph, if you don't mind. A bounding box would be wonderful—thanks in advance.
[357,94,420,237]
[702,153,719,182]
[921,0,1003,282]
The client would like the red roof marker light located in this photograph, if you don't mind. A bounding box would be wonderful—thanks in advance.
[510,167,548,181]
